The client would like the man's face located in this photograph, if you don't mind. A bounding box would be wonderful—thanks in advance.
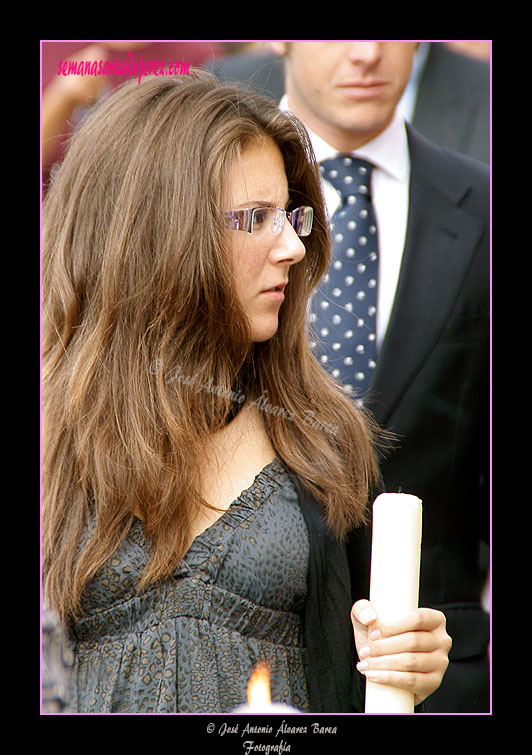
[274,42,417,151]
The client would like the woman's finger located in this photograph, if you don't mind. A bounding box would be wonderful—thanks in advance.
[362,627,449,658]
[375,607,447,638]
[360,667,445,705]
[357,649,445,674]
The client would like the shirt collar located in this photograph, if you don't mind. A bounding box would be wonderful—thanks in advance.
[279,94,410,184]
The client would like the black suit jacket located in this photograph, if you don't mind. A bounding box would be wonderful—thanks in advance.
[364,126,490,664]
[413,43,490,164]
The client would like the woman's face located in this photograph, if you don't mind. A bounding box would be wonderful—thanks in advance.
[226,139,307,343]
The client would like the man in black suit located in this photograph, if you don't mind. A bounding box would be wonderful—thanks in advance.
[205,41,490,164]
[218,41,490,713]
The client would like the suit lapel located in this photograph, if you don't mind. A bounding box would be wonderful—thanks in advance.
[367,128,483,427]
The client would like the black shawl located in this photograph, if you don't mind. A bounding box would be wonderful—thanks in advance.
[293,476,374,713]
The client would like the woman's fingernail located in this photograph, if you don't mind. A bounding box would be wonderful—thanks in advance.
[369,628,381,641]
[357,660,368,672]
[359,645,370,659]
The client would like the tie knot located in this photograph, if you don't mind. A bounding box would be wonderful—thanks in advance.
[320,155,373,200]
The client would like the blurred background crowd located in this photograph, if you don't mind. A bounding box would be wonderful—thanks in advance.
[42,40,490,188]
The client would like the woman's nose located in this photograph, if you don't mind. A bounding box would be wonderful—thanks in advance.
[270,220,307,266]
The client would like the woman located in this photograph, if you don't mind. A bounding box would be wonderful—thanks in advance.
[42,71,450,713]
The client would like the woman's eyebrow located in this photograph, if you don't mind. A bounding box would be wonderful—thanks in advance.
[233,196,290,210]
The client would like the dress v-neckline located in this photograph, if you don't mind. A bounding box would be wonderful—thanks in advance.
[185,457,282,550]
[129,458,284,564]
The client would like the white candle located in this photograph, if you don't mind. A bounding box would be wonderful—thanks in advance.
[365,493,422,713]
[232,702,300,714]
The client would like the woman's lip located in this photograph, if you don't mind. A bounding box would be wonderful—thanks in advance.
[260,282,287,293]
[260,289,285,301]
[260,283,286,301]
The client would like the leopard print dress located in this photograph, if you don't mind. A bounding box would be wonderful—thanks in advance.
[68,458,310,713]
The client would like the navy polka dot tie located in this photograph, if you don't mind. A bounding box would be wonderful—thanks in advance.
[313,156,379,398]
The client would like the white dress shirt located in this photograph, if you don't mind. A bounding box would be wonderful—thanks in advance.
[280,97,411,349]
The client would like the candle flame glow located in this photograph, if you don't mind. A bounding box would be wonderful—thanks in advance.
[247,661,271,709]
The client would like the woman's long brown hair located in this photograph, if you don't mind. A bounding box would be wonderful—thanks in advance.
[42,71,381,623]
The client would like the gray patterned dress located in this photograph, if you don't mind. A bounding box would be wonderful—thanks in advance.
[69,458,310,713]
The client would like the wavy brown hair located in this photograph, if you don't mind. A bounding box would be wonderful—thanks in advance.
[42,71,380,623]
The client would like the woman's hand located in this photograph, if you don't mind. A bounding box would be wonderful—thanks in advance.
[351,599,452,706]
